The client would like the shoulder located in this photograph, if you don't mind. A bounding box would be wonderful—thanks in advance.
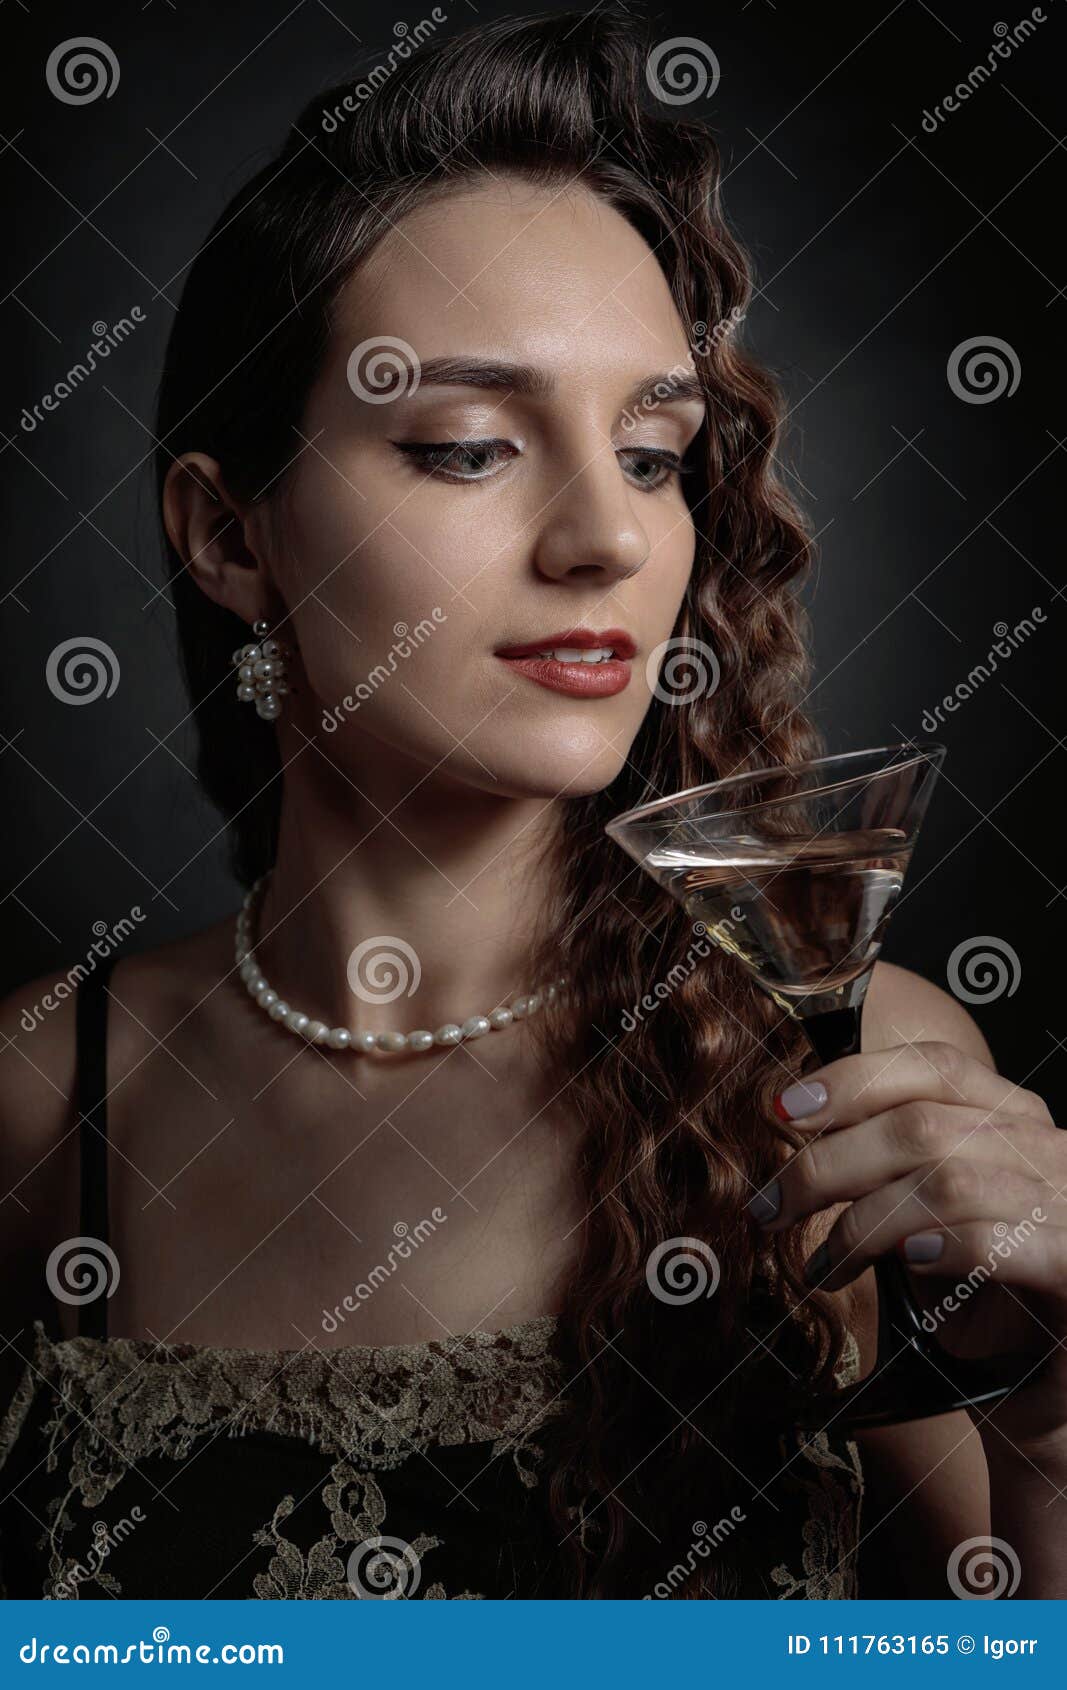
[0,966,85,1382]
[0,922,233,1247]
[864,959,994,1068]
[0,964,81,1217]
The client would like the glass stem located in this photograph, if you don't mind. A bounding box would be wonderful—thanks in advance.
[798,998,957,1426]
[802,1002,863,1067]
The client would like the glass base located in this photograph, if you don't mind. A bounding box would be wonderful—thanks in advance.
[801,1343,1034,1432]
[795,1253,1038,1431]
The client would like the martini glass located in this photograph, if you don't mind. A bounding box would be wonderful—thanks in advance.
[606,742,1033,1430]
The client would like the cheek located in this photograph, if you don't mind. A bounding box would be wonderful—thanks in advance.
[292,588,474,739]
[273,486,505,739]
[276,458,530,711]
[274,474,424,657]
[281,456,501,614]
[645,505,697,620]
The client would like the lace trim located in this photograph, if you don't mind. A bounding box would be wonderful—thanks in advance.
[0,1316,863,1481]
[0,1315,865,1599]
[9,1315,563,1487]
[835,1326,861,1388]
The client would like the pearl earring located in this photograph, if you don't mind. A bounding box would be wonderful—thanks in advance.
[231,618,292,721]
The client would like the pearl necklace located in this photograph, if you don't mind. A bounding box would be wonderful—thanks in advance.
[234,874,569,1055]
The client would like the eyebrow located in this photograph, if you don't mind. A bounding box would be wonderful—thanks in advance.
[403,355,707,413]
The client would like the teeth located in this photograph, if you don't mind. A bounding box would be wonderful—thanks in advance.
[535,647,616,663]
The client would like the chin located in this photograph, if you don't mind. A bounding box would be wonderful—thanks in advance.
[468,747,629,802]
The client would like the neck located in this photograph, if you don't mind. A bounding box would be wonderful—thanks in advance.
[252,744,565,1037]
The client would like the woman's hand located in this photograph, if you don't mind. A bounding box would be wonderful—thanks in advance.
[746,1038,1067,1467]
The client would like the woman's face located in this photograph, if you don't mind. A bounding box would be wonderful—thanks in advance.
[262,177,705,800]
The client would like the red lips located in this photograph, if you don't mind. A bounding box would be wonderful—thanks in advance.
[495,628,636,659]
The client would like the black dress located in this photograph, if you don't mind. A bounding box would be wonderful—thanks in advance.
[0,960,864,1599]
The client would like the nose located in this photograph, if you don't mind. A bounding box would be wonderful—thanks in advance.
[531,441,651,583]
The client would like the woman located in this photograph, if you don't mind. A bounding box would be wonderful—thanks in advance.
[1,9,1065,1601]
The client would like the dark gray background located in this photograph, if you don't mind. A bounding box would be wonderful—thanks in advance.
[2,1,1063,1108]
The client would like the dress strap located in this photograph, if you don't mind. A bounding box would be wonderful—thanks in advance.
[75,956,116,1340]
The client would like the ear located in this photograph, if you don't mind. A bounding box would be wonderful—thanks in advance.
[162,452,280,625]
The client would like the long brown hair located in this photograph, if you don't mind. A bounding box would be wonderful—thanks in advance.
[155,5,848,1597]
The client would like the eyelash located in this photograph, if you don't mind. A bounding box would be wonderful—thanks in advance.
[392,438,695,491]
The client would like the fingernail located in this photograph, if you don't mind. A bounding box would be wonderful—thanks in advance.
[902,1231,944,1264]
[803,1241,832,1284]
[746,1179,781,1224]
[774,1081,828,1122]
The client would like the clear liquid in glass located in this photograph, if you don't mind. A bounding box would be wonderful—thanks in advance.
[644,825,910,1018]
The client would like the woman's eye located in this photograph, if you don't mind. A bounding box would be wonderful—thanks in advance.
[392,439,694,490]
[393,439,515,481]
[617,447,691,491]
